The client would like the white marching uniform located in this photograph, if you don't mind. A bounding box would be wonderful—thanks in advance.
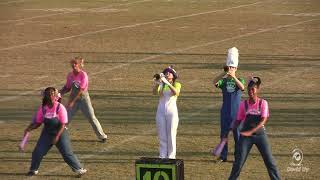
[156,82,181,159]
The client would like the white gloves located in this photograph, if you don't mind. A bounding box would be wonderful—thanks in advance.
[159,73,165,78]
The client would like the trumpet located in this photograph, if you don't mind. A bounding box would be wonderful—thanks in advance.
[153,73,165,80]
[153,73,161,80]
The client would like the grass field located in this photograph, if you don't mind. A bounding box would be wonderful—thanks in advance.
[0,0,319,179]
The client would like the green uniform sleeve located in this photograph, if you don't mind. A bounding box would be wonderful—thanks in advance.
[216,79,224,89]
[174,82,181,96]
[239,78,245,86]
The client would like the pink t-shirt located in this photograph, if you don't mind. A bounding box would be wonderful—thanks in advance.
[65,70,88,91]
[35,102,68,124]
[236,99,269,122]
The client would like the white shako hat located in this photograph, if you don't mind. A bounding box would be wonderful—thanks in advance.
[226,47,239,67]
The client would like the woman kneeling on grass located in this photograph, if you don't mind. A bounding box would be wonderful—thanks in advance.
[23,87,87,177]
[228,77,281,180]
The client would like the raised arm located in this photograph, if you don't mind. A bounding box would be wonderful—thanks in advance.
[227,69,245,91]
[213,71,227,86]
[160,77,180,96]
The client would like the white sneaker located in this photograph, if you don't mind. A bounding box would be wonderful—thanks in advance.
[75,168,87,176]
[100,135,108,143]
[27,170,38,176]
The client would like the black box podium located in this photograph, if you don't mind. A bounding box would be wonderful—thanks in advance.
[135,157,184,180]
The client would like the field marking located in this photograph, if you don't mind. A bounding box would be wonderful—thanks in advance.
[0,0,26,5]
[0,0,150,23]
[0,74,11,78]
[273,13,320,17]
[108,78,124,81]
[35,75,48,80]
[0,1,264,51]
[0,18,318,103]
[89,18,319,78]
[170,18,319,53]
[24,8,129,13]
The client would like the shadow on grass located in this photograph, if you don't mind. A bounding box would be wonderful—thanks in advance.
[0,172,27,176]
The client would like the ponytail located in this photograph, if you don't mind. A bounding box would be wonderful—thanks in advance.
[248,76,261,88]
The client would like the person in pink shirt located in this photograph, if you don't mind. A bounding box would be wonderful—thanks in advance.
[228,77,280,180]
[23,87,87,177]
[59,57,107,142]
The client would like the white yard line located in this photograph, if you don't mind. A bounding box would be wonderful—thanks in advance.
[35,75,48,80]
[0,0,151,23]
[90,19,319,78]
[0,1,267,104]
[0,18,318,103]
[0,0,26,5]
[0,1,263,51]
[0,74,11,78]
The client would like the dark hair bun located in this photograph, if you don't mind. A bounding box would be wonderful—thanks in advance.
[248,77,261,87]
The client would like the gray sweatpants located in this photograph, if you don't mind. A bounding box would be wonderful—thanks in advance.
[68,89,107,140]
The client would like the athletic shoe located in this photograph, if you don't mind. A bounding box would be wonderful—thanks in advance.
[75,168,87,176]
[101,138,107,143]
[100,135,108,143]
[26,170,38,176]
[215,157,227,163]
